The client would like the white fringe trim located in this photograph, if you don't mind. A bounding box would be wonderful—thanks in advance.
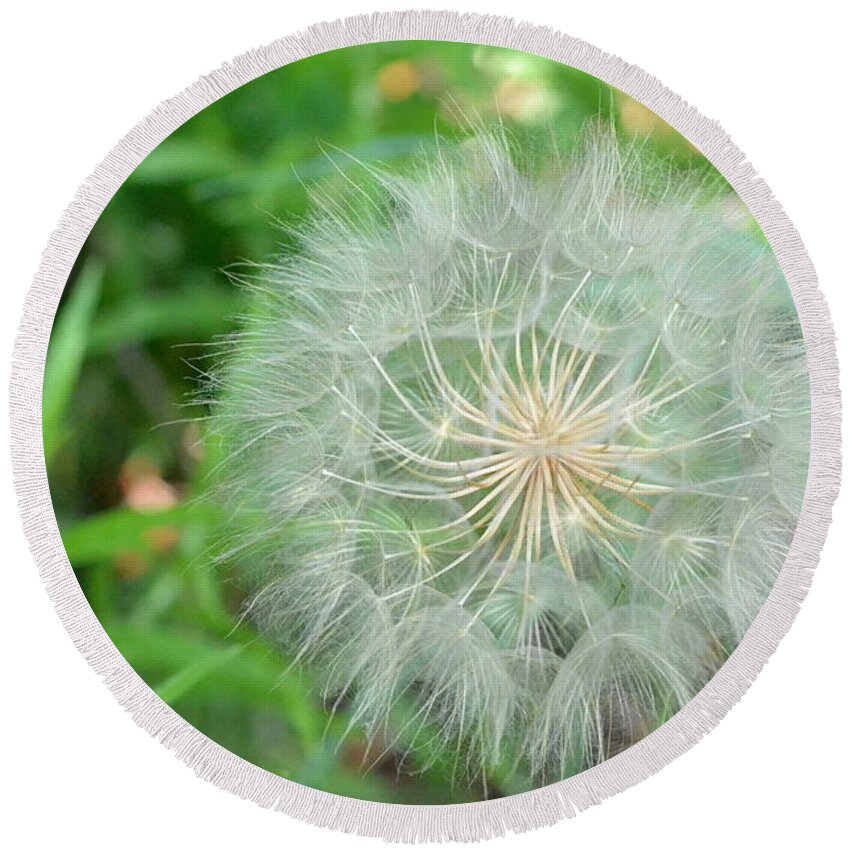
[8,9,841,843]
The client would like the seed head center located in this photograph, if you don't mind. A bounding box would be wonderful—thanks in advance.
[340,316,670,594]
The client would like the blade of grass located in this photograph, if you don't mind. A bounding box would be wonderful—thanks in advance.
[154,643,245,704]
[42,259,104,463]
[60,502,220,565]
[106,624,325,744]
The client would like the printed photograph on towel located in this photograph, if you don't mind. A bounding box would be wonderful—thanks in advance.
[44,41,810,803]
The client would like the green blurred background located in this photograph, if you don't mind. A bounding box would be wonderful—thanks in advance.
[45,41,721,803]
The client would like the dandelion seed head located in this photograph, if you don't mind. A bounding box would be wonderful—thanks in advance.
[207,123,809,782]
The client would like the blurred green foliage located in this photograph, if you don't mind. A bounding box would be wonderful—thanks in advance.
[45,41,721,803]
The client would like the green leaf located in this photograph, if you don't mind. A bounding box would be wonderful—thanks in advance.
[194,133,434,198]
[129,139,248,185]
[87,283,244,354]
[106,624,325,744]
[60,502,219,565]
[154,642,245,704]
[42,259,104,462]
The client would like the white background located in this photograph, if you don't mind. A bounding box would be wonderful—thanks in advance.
[1,2,847,847]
